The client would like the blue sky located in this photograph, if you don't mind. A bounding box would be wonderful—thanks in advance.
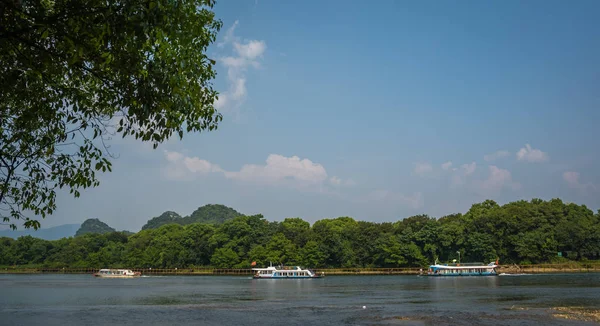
[35,0,600,231]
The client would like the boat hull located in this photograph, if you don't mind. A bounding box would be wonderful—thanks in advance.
[93,269,141,278]
[425,272,497,277]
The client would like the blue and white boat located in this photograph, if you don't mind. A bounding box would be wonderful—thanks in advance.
[252,264,324,279]
[426,260,499,276]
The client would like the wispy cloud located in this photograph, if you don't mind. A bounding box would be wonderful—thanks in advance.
[476,165,521,193]
[329,176,356,187]
[563,171,597,193]
[441,161,453,171]
[448,161,477,187]
[329,176,342,186]
[215,21,266,119]
[484,150,510,162]
[446,160,519,194]
[414,162,433,175]
[516,144,549,163]
[461,162,477,176]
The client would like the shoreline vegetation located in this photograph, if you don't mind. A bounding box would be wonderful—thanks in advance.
[1,263,600,276]
[1,199,599,270]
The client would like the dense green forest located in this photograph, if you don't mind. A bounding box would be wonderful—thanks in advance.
[1,199,599,269]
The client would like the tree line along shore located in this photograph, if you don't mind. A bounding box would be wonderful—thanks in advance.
[1,199,599,270]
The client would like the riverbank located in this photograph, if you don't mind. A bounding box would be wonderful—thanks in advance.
[1,263,599,276]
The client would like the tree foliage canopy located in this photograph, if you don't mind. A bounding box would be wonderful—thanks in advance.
[1,199,599,269]
[0,0,222,229]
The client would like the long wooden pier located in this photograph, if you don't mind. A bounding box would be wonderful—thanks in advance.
[1,264,599,276]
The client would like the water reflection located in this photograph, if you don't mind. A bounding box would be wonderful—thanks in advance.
[429,275,500,290]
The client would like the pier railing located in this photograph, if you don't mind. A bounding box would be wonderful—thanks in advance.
[514,263,600,274]
[1,264,599,275]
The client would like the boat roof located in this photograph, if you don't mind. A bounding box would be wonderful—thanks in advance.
[98,269,132,271]
[429,263,497,269]
[252,266,277,271]
[252,266,306,271]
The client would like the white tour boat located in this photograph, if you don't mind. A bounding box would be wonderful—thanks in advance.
[93,269,141,278]
[252,264,324,279]
[426,259,499,277]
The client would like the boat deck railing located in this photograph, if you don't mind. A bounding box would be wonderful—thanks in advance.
[437,262,486,267]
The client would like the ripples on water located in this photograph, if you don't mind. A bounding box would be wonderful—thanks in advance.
[1,273,599,325]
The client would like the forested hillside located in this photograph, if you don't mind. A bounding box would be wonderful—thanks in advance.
[141,204,242,230]
[1,199,598,269]
[141,211,183,230]
[75,219,116,237]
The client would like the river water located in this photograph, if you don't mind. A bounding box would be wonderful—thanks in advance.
[1,273,599,325]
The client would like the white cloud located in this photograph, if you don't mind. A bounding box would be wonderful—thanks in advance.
[215,21,266,117]
[414,162,433,175]
[461,162,477,176]
[165,150,184,163]
[367,190,424,210]
[563,171,597,192]
[441,161,453,171]
[225,154,328,188]
[479,165,521,192]
[163,151,355,192]
[220,56,247,69]
[484,150,510,162]
[183,157,223,174]
[234,40,267,60]
[516,144,549,163]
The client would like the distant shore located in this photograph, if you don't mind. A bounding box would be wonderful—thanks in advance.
[1,263,599,276]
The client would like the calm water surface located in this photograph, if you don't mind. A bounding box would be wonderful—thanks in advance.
[1,273,599,325]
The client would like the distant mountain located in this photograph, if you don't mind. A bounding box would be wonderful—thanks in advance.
[75,218,116,236]
[182,204,243,225]
[141,204,243,230]
[141,211,182,230]
[0,224,80,240]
